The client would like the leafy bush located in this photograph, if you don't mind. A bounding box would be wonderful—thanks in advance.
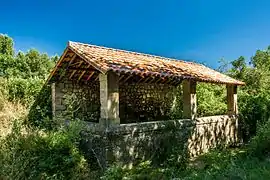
[0,120,99,180]
[247,120,270,157]
[28,84,53,129]
[197,83,227,117]
[238,90,270,142]
[6,77,45,105]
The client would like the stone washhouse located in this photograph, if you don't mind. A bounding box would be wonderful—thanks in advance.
[46,41,245,167]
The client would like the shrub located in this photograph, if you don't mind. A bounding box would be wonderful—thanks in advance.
[248,120,270,158]
[6,77,44,105]
[238,90,270,142]
[0,120,99,180]
[197,83,227,117]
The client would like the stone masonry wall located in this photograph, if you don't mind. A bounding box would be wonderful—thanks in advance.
[55,79,100,122]
[119,83,180,123]
[101,115,238,167]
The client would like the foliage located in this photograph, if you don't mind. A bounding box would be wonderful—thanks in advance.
[6,77,45,105]
[248,119,270,157]
[0,35,56,79]
[2,34,270,179]
[28,84,54,129]
[227,48,270,141]
[0,120,99,180]
[197,83,227,117]
[0,34,14,56]
[0,35,56,107]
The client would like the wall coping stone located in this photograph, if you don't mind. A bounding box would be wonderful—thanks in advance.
[85,115,236,135]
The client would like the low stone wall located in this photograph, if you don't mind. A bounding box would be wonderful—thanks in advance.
[97,115,238,167]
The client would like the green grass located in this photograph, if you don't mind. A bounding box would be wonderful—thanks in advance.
[101,148,270,180]
[181,149,270,180]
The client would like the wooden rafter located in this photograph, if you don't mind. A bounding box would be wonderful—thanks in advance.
[78,64,91,81]
[171,78,179,86]
[137,76,145,83]
[69,71,76,79]
[67,52,74,57]
[148,77,156,84]
[164,77,173,85]
[69,61,84,67]
[142,76,151,83]
[62,67,95,71]
[59,54,77,80]
[68,44,107,74]
[94,75,99,81]
[155,78,163,84]
[46,47,69,83]
[122,75,133,84]
[119,75,125,82]
[86,71,95,81]
[69,61,84,80]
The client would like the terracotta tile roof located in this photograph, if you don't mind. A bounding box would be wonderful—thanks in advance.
[66,41,244,85]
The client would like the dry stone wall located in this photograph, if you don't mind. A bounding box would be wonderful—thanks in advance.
[101,115,238,167]
[55,79,100,122]
[119,83,181,123]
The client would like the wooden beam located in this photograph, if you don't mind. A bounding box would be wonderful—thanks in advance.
[46,47,69,83]
[86,71,95,81]
[78,71,86,81]
[69,70,76,79]
[155,78,163,84]
[62,67,95,71]
[94,75,99,81]
[148,77,156,84]
[78,64,91,81]
[59,54,77,80]
[68,45,107,74]
[137,76,145,83]
[122,75,133,84]
[142,76,151,83]
[68,61,84,80]
[69,61,84,67]
[172,79,180,86]
[119,75,125,82]
[164,78,173,85]
[67,52,75,57]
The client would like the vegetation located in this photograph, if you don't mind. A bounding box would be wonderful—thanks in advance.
[1,34,270,179]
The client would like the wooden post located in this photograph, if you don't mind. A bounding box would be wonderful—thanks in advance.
[183,80,197,119]
[99,72,120,127]
[227,85,238,115]
[51,83,56,117]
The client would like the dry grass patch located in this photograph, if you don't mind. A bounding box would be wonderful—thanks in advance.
[0,97,27,138]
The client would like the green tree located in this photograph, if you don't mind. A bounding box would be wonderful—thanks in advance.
[230,56,247,80]
[0,34,14,56]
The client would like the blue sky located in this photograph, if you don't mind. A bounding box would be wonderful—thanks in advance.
[1,0,270,68]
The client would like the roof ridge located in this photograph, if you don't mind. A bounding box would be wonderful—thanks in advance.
[68,41,199,66]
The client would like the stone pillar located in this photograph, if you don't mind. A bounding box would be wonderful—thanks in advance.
[227,85,238,115]
[99,72,120,126]
[51,83,56,117]
[183,80,197,119]
[53,82,65,117]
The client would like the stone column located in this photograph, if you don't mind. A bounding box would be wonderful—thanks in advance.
[227,85,238,115]
[51,83,56,117]
[52,82,65,117]
[227,84,239,144]
[99,72,120,126]
[183,80,197,119]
